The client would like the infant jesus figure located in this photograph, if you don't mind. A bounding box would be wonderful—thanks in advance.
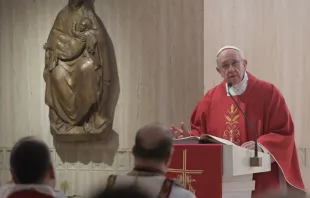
[44,17,97,69]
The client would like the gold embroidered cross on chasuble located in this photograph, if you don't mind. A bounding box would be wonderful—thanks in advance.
[223,104,241,145]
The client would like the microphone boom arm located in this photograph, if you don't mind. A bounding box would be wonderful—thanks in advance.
[227,84,262,167]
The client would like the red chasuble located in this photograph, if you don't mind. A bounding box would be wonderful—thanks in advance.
[190,72,305,195]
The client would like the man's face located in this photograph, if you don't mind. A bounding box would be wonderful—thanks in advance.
[216,49,247,85]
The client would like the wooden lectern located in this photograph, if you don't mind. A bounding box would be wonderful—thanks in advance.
[166,143,271,198]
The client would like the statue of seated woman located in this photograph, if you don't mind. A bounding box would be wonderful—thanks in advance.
[43,0,111,141]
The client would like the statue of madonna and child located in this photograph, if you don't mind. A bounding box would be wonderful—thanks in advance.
[43,0,112,142]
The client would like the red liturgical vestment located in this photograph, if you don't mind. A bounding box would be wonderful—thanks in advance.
[190,73,305,195]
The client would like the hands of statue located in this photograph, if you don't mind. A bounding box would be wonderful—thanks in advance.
[171,122,190,139]
[241,141,263,152]
[76,33,86,42]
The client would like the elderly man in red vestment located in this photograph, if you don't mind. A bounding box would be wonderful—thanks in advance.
[171,46,305,196]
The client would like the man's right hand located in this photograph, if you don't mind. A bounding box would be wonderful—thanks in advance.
[171,122,190,139]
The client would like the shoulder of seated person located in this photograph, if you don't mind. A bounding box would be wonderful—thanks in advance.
[171,185,196,198]
[171,179,184,188]
[53,189,67,198]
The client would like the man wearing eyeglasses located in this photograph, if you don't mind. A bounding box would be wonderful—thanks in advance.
[171,46,305,196]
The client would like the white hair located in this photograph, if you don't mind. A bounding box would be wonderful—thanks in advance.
[216,45,244,59]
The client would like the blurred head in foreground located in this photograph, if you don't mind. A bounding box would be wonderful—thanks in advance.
[10,136,55,186]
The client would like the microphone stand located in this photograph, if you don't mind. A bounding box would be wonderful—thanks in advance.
[227,83,262,167]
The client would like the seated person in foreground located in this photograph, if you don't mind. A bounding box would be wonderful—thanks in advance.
[103,123,196,198]
[0,136,66,198]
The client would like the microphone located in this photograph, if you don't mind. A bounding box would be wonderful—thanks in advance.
[227,82,262,167]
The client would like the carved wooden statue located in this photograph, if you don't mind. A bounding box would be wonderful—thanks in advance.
[43,0,111,141]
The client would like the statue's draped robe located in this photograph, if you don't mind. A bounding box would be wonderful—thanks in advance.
[44,5,108,126]
[190,73,305,196]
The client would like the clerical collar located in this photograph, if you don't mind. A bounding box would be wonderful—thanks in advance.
[226,72,248,96]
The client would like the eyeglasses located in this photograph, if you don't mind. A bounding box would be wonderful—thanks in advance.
[219,60,243,70]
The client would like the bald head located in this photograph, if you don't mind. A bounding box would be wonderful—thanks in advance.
[133,123,173,162]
